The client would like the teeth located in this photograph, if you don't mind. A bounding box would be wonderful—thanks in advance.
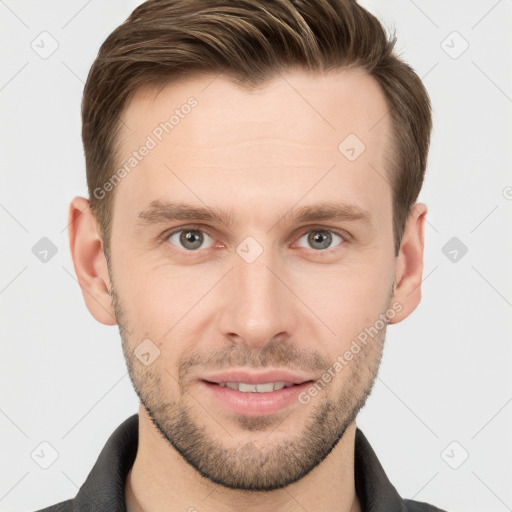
[220,381,293,392]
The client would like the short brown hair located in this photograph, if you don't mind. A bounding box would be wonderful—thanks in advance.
[82,0,432,257]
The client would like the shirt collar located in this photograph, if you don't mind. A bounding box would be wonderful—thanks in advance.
[354,428,408,511]
[72,414,408,512]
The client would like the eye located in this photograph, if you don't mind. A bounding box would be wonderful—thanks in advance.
[161,226,347,254]
[167,228,215,251]
[296,229,345,251]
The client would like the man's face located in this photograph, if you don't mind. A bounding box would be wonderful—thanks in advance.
[106,69,399,490]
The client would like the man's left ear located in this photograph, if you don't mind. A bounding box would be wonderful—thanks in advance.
[388,202,427,324]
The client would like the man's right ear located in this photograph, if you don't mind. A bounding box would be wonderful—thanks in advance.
[68,196,117,326]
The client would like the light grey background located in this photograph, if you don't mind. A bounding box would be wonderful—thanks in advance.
[1,1,511,511]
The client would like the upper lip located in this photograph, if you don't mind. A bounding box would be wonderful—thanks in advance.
[200,369,316,385]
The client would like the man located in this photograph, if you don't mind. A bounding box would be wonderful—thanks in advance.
[35,0,447,510]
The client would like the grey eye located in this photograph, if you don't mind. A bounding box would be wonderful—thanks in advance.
[296,230,344,251]
[169,229,214,251]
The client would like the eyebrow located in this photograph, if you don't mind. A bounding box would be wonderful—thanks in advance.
[136,199,372,230]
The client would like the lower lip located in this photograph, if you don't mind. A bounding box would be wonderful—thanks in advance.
[200,380,313,416]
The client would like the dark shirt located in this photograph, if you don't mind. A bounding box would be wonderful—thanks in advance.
[33,414,447,512]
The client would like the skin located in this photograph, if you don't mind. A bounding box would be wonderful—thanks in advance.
[68,68,427,512]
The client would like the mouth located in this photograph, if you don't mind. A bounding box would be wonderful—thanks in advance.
[199,379,315,416]
[202,380,313,392]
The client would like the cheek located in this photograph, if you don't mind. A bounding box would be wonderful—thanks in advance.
[114,260,216,343]
[299,258,394,339]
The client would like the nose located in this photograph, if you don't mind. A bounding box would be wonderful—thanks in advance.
[217,248,298,349]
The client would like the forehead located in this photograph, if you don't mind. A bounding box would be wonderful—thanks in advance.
[119,68,391,151]
[112,69,393,231]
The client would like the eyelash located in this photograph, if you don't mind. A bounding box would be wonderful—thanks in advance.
[158,224,350,254]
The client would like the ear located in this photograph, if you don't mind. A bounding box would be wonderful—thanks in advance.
[388,202,427,324]
[67,196,117,326]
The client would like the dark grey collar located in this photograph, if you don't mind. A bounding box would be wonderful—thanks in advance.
[49,414,444,512]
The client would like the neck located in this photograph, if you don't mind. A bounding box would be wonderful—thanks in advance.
[125,405,361,512]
